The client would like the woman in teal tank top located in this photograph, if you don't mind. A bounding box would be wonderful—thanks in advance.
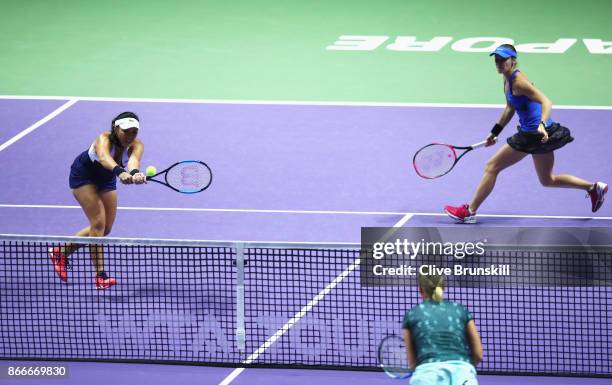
[403,273,482,384]
[444,44,608,223]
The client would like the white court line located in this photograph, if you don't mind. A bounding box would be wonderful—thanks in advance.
[0,204,405,216]
[217,213,414,385]
[418,212,612,220]
[0,94,611,110]
[0,99,78,153]
[1,203,611,220]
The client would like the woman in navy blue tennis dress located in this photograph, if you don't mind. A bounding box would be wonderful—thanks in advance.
[445,44,607,223]
[49,112,146,289]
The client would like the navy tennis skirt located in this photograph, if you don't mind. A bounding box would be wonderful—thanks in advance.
[506,123,574,154]
[69,150,117,191]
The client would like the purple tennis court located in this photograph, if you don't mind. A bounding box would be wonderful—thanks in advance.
[4,0,612,382]
[1,97,611,385]
[1,99,611,239]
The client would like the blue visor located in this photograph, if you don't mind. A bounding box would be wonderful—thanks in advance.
[489,46,517,58]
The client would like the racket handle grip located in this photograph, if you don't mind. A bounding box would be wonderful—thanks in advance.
[471,140,487,149]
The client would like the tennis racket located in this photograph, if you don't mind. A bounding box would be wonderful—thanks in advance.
[146,160,212,194]
[378,335,455,384]
[378,335,413,380]
[413,140,487,179]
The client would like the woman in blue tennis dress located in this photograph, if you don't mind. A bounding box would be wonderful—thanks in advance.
[48,112,146,289]
[403,273,483,384]
[444,44,607,223]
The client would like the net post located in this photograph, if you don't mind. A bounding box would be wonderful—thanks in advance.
[235,242,246,353]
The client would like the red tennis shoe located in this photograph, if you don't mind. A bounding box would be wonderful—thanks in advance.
[588,182,608,213]
[444,204,477,224]
[48,247,69,282]
[95,276,117,290]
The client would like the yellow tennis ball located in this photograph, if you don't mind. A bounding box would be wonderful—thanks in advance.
[145,166,157,176]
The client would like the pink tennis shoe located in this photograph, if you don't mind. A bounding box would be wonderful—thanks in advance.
[444,204,477,224]
[588,182,608,213]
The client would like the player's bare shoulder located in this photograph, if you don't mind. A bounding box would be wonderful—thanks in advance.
[93,131,112,153]
[512,72,534,95]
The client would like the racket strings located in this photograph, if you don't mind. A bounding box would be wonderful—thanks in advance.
[413,145,457,178]
[166,162,211,192]
[379,336,411,377]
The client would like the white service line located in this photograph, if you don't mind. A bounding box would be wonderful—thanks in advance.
[0,99,78,153]
[217,213,413,385]
[1,203,611,220]
[0,203,404,216]
[0,95,611,110]
[415,212,612,220]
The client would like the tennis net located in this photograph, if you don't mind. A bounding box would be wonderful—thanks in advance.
[0,233,610,377]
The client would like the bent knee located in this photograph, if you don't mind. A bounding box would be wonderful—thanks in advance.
[539,175,556,187]
[484,160,503,175]
[89,218,106,235]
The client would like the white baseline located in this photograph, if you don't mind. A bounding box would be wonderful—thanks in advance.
[0,95,611,110]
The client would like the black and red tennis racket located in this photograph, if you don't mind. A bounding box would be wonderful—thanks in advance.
[413,141,487,179]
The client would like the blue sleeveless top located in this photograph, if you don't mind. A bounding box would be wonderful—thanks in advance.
[505,69,553,132]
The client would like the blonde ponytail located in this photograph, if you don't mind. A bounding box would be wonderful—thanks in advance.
[432,286,444,303]
[417,272,445,302]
